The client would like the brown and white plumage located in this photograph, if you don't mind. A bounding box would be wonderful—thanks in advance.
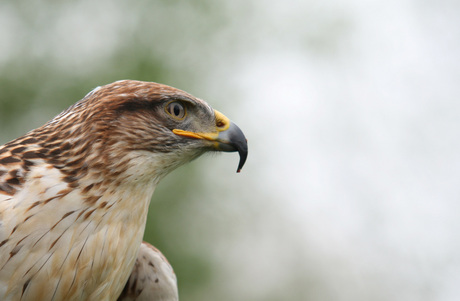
[0,80,247,301]
[118,242,178,301]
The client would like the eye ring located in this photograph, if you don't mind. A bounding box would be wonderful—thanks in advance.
[165,101,187,120]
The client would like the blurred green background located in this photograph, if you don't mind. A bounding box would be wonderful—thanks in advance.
[0,1,243,300]
[1,0,460,300]
[0,1,258,300]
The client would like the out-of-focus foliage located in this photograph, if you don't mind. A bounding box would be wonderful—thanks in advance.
[0,1,237,300]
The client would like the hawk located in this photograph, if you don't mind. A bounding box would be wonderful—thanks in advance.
[0,80,247,301]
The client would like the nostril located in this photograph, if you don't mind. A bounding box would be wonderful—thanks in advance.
[216,120,226,128]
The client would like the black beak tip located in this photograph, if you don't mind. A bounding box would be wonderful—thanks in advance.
[236,139,248,173]
[216,121,248,173]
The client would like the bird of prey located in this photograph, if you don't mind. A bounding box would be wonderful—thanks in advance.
[0,80,247,301]
[118,242,178,301]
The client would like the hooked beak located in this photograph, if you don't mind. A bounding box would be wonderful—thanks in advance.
[172,110,248,172]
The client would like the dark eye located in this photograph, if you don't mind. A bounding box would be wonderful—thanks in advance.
[166,101,186,120]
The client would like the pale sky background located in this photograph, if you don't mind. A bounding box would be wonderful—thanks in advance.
[1,0,459,300]
[207,1,460,299]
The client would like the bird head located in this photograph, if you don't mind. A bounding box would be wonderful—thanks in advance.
[42,80,248,184]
